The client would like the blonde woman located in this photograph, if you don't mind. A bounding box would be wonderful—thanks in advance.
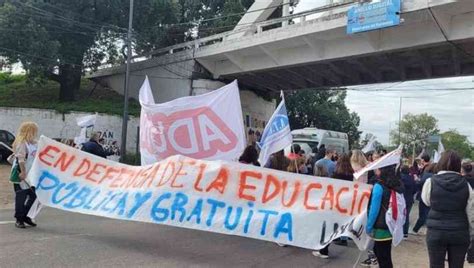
[351,150,369,183]
[10,122,39,228]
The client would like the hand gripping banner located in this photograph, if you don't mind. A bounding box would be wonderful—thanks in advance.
[29,136,372,250]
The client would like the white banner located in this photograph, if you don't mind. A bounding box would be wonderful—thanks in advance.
[139,77,246,165]
[355,145,403,180]
[29,136,372,250]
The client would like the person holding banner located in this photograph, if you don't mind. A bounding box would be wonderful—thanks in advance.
[9,122,39,229]
[366,164,404,268]
[351,150,369,183]
[314,149,336,177]
[421,151,474,268]
[238,145,260,166]
[265,150,289,171]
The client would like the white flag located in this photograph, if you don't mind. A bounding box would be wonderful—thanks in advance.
[76,113,97,128]
[74,113,98,146]
[354,145,403,180]
[362,137,377,153]
[257,94,292,166]
[433,141,445,163]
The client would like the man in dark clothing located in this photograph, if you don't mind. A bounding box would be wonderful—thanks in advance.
[400,165,416,237]
[315,144,326,161]
[81,132,107,158]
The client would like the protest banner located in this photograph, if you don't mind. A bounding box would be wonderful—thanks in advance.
[139,77,246,165]
[354,145,403,180]
[28,136,372,250]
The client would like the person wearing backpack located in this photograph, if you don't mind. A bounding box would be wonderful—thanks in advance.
[421,150,474,268]
[366,164,405,268]
[10,122,39,229]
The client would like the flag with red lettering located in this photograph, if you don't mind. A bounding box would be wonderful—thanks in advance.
[139,77,246,165]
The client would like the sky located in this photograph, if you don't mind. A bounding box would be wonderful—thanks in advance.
[294,0,474,145]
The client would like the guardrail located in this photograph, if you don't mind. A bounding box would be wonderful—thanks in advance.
[129,1,355,64]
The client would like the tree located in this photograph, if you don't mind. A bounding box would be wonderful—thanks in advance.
[0,0,254,101]
[0,0,136,101]
[390,113,439,152]
[441,130,473,159]
[285,89,361,146]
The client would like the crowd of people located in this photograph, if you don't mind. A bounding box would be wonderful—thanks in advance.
[238,142,474,268]
[7,121,474,268]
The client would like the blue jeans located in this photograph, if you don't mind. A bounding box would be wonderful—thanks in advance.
[413,200,430,233]
[403,201,413,235]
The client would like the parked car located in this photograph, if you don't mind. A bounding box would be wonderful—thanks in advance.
[0,130,15,162]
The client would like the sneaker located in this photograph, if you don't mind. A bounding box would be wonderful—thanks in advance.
[409,230,419,236]
[334,240,348,246]
[312,250,329,259]
[276,243,286,247]
[360,257,378,267]
[15,221,26,229]
[24,217,37,227]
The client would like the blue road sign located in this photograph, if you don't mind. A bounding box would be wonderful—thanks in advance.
[347,0,401,34]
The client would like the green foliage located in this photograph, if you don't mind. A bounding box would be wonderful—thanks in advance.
[0,72,25,84]
[390,113,439,152]
[441,130,473,159]
[0,0,256,101]
[121,153,141,166]
[0,0,128,101]
[0,74,140,116]
[285,89,361,146]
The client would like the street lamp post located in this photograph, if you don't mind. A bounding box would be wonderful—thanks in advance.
[120,0,134,163]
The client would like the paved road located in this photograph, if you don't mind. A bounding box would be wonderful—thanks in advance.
[0,208,364,268]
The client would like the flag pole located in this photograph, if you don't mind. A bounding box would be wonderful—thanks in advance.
[281,90,299,175]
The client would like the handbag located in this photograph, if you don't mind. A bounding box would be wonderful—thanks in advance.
[9,158,21,183]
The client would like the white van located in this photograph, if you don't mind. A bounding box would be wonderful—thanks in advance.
[285,128,349,157]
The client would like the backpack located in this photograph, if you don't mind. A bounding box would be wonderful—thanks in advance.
[385,190,406,246]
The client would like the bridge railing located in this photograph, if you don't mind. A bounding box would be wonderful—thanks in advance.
[128,1,355,64]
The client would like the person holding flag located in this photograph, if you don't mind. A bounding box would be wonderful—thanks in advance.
[257,92,292,168]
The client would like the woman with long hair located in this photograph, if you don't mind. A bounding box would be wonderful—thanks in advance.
[421,150,474,268]
[333,153,355,181]
[351,150,369,183]
[10,122,39,228]
[366,164,404,268]
[266,150,289,171]
[238,145,260,166]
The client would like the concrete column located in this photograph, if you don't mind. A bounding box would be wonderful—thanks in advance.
[282,0,290,27]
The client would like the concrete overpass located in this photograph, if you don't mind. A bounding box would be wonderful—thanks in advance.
[89,0,474,95]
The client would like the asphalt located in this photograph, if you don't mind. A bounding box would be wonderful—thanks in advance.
[0,208,364,268]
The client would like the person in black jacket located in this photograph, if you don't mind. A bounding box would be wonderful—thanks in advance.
[412,163,436,234]
[400,165,416,238]
[81,132,107,158]
[421,151,474,268]
[366,164,405,268]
